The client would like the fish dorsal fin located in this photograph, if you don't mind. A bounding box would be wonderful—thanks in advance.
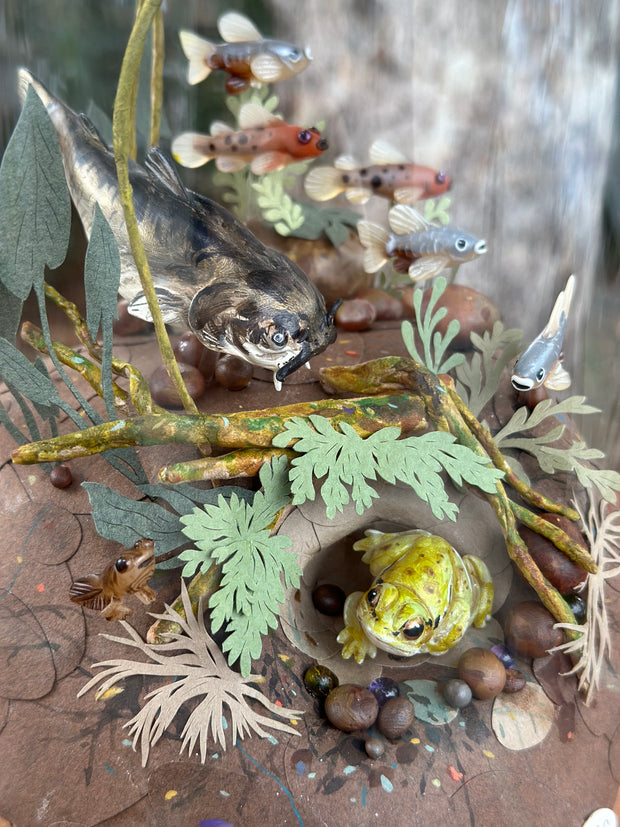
[544,359,572,391]
[79,113,109,149]
[369,139,409,165]
[250,53,286,83]
[179,30,215,85]
[238,102,281,130]
[542,274,576,338]
[144,147,189,200]
[210,120,234,137]
[334,154,358,171]
[218,11,262,42]
[128,288,187,325]
[388,204,428,235]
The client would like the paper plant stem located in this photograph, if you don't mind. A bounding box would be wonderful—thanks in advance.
[113,0,198,416]
[159,447,296,484]
[10,393,427,464]
[149,5,165,148]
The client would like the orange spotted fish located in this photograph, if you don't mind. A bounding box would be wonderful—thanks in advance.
[304,139,451,205]
[172,102,328,175]
[179,11,312,95]
[69,539,156,621]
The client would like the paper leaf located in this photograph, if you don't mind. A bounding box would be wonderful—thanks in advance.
[401,276,465,374]
[402,679,459,725]
[0,85,71,300]
[77,581,302,766]
[0,338,64,412]
[84,204,121,339]
[0,282,23,345]
[491,682,554,749]
[295,203,361,245]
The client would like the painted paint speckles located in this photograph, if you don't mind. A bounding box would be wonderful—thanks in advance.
[482,749,495,759]
[424,744,435,753]
[219,790,230,798]
[295,761,306,775]
[343,765,356,775]
[380,775,393,793]
[164,790,177,800]
[431,778,441,788]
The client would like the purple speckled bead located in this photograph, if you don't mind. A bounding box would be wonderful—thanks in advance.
[491,643,515,670]
[368,677,400,707]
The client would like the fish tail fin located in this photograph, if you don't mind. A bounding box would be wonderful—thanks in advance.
[304,166,346,201]
[17,68,52,107]
[357,221,390,273]
[171,132,214,168]
[179,30,215,85]
[543,273,576,337]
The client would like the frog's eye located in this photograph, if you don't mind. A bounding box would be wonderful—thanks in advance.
[115,557,129,573]
[402,619,425,639]
[366,587,381,608]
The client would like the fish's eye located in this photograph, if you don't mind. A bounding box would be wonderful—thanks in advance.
[402,619,425,639]
[366,587,381,608]
[115,557,129,573]
[436,171,447,184]
[536,368,546,381]
[455,237,468,251]
[271,328,287,347]
[297,129,312,145]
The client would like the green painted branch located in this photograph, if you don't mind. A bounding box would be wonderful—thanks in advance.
[11,393,426,464]
[149,6,164,147]
[159,447,295,484]
[113,0,198,416]
[512,501,596,573]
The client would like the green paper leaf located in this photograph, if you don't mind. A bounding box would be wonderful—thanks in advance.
[84,204,121,340]
[0,337,63,411]
[0,282,23,345]
[0,85,71,300]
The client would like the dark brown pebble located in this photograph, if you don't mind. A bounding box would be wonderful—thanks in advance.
[365,737,385,759]
[458,647,507,699]
[504,601,564,659]
[503,668,527,693]
[518,515,588,594]
[335,298,376,331]
[324,684,379,732]
[356,287,403,321]
[214,354,253,390]
[113,300,150,335]
[198,348,218,382]
[377,696,415,739]
[312,583,346,616]
[150,363,206,408]
[50,464,73,489]
[173,332,204,367]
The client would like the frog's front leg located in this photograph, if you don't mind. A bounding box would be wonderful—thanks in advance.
[336,592,377,664]
[463,555,494,627]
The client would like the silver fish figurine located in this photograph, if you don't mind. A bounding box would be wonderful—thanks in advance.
[357,203,487,282]
[17,69,337,391]
[511,275,575,393]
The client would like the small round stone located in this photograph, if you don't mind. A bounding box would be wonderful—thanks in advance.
[150,363,206,407]
[215,354,253,390]
[303,664,338,700]
[312,583,346,616]
[504,601,564,659]
[368,677,400,707]
[365,737,385,759]
[355,287,403,321]
[335,298,376,331]
[441,678,473,709]
[197,348,218,383]
[503,668,527,694]
[324,684,379,732]
[173,332,204,367]
[458,648,507,700]
[49,464,73,489]
[377,696,415,739]
[564,593,587,624]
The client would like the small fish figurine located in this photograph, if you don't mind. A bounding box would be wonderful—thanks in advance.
[511,274,576,393]
[69,539,156,622]
[337,529,494,664]
[179,11,312,95]
[304,139,451,205]
[172,102,328,175]
[18,70,338,390]
[357,203,487,283]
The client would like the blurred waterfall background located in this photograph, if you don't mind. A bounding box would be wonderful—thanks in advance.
[0,0,618,469]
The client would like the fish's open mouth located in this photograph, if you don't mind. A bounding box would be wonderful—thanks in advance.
[511,375,534,392]
[474,240,488,255]
[275,342,312,383]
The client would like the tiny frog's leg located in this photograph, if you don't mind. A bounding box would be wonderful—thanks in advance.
[355,529,430,577]
[463,555,494,627]
[337,592,377,664]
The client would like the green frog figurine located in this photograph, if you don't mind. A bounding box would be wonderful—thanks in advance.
[337,529,494,663]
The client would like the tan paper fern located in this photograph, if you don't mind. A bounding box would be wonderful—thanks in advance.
[77,581,302,765]
[550,496,620,705]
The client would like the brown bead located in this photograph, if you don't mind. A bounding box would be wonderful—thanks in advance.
[503,668,527,694]
[377,697,415,739]
[150,363,206,408]
[515,384,549,410]
[355,287,403,321]
[214,354,253,390]
[335,298,376,331]
[312,583,346,616]
[519,515,588,594]
[50,464,73,489]
[504,601,564,659]
[173,333,204,367]
[324,684,379,732]
[458,647,507,699]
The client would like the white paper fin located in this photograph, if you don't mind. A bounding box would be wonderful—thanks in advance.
[369,139,409,165]
[273,375,283,391]
[215,156,249,173]
[542,274,576,338]
[304,166,345,201]
[179,30,214,85]
[128,289,186,324]
[544,360,572,391]
[388,204,429,235]
[171,133,211,168]
[345,188,371,204]
[250,152,290,174]
[357,221,390,273]
[393,186,424,204]
[210,120,234,137]
[334,154,358,171]
[218,11,262,43]
[408,254,450,282]
[239,102,281,129]
[250,54,286,83]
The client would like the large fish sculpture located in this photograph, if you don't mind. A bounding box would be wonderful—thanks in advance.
[18,70,338,390]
